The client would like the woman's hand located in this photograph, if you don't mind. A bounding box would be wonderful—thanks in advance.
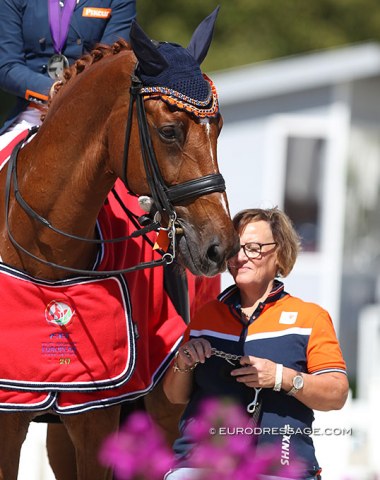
[176,338,212,371]
[163,338,212,405]
[231,355,349,411]
[231,355,276,388]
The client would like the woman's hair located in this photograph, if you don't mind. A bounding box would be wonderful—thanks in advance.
[232,207,301,277]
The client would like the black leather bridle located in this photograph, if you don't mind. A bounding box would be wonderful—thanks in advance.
[4,72,226,276]
[122,74,226,216]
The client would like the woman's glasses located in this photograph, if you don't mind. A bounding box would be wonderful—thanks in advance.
[239,242,277,259]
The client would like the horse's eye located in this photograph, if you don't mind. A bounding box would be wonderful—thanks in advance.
[158,125,179,142]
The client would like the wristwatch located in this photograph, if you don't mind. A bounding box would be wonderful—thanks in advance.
[287,373,304,396]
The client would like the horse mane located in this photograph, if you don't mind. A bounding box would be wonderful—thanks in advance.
[41,39,131,120]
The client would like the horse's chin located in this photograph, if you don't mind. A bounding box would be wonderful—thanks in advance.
[176,233,227,277]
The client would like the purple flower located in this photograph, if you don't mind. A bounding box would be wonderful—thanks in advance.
[186,399,303,480]
[99,398,304,480]
[99,411,174,480]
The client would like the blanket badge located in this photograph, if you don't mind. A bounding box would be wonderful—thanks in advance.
[45,300,75,326]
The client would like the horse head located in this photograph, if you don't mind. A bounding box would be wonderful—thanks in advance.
[121,8,239,276]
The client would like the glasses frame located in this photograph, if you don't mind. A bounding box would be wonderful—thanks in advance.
[240,241,277,259]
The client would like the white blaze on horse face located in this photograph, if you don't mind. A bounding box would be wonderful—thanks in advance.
[203,122,214,161]
[202,122,229,216]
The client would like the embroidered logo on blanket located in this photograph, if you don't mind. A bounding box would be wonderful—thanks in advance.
[45,300,75,326]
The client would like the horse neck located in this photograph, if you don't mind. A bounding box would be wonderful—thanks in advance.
[2,52,135,279]
[4,84,124,279]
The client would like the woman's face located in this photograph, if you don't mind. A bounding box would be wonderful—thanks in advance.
[229,220,278,289]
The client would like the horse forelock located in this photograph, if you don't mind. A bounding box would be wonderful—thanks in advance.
[41,39,132,121]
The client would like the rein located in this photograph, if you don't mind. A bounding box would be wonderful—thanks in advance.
[4,71,226,277]
[4,131,174,276]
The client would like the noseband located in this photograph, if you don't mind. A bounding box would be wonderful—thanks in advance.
[4,73,226,276]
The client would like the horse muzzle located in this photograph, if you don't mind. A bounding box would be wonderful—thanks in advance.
[176,223,240,277]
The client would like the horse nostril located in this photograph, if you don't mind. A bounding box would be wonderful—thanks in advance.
[207,243,224,264]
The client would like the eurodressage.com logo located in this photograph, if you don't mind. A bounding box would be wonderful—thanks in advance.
[45,300,75,326]
[208,426,353,436]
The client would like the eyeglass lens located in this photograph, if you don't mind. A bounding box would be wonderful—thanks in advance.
[241,242,276,258]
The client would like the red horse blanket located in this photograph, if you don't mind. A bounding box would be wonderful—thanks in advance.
[0,266,135,392]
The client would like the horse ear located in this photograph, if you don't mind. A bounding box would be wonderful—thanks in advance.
[187,6,220,65]
[129,21,169,76]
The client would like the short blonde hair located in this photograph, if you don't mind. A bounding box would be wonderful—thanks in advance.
[232,207,301,277]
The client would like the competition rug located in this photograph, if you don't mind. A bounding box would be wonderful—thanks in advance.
[0,266,136,392]
[0,171,186,414]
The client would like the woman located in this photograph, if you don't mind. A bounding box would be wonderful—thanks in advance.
[0,0,136,150]
[163,207,349,479]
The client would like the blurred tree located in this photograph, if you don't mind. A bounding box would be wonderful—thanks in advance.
[137,0,380,71]
[2,0,380,123]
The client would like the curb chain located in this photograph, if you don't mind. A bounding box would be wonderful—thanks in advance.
[211,348,242,365]
[210,348,261,415]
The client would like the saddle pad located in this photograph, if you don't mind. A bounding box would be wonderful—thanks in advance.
[0,128,29,171]
[0,264,136,391]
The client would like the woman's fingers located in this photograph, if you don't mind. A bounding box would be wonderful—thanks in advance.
[179,339,211,364]
[231,356,276,388]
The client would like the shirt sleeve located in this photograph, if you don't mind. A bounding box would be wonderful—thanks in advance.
[0,0,52,102]
[99,0,136,45]
[306,309,347,375]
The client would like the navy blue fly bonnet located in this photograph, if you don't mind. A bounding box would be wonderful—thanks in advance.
[129,7,220,118]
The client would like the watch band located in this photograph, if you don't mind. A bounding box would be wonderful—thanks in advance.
[273,363,283,392]
[287,385,298,396]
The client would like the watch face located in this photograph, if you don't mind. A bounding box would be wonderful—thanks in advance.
[293,375,304,389]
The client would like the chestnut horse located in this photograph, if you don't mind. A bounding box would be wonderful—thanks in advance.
[0,9,239,480]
